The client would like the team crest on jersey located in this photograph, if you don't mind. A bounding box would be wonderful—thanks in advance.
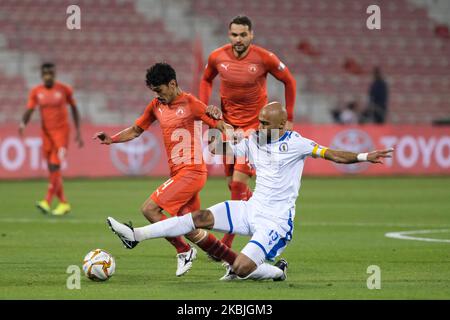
[248,64,258,73]
[176,106,186,117]
[54,91,62,99]
[279,142,288,152]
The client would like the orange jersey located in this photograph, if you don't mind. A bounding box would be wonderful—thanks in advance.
[135,92,218,175]
[200,44,296,129]
[27,81,76,131]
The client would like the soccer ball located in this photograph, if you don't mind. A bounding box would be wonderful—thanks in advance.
[82,249,115,281]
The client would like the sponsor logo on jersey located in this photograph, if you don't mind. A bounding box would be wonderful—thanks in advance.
[278,61,286,71]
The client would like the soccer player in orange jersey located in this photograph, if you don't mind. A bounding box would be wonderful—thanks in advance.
[199,15,297,249]
[19,63,84,216]
[94,63,238,276]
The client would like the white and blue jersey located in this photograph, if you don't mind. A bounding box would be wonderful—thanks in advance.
[208,130,322,266]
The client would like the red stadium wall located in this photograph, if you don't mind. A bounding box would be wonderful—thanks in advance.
[0,124,449,178]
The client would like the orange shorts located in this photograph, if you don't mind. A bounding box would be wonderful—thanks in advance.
[150,168,207,216]
[223,156,255,177]
[42,128,69,165]
[223,124,256,177]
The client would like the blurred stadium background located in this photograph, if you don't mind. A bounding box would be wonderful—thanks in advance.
[0,0,449,179]
[0,0,450,300]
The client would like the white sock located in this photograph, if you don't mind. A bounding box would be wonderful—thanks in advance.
[241,263,283,281]
[134,213,195,241]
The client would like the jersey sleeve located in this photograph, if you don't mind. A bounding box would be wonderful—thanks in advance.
[191,98,218,128]
[290,132,324,158]
[229,138,249,158]
[65,84,76,106]
[262,50,296,121]
[26,88,38,109]
[135,100,157,130]
[199,52,219,104]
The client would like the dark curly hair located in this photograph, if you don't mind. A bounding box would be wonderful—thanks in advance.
[146,63,177,87]
[229,15,252,31]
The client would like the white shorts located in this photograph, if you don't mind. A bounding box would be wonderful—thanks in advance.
[207,200,294,266]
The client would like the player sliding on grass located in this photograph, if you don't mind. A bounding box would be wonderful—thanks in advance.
[95,63,236,277]
[107,102,393,281]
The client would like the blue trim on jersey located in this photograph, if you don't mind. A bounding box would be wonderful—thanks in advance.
[267,131,290,144]
[278,131,290,142]
[225,201,233,234]
[266,211,294,261]
[249,240,268,257]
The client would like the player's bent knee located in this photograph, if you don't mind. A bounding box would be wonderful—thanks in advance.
[140,201,162,223]
[192,210,214,229]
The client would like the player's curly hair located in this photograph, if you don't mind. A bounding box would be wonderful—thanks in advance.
[146,63,177,87]
[229,15,252,31]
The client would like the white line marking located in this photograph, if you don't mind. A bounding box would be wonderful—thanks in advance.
[385,229,450,243]
[1,218,450,229]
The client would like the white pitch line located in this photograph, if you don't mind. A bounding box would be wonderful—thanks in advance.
[385,229,450,243]
[0,218,450,229]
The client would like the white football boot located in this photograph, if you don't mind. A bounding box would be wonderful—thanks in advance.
[220,263,238,281]
[107,217,139,249]
[176,246,197,277]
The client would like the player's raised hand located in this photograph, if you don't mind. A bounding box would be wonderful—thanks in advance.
[367,148,394,164]
[93,132,113,145]
[206,105,222,120]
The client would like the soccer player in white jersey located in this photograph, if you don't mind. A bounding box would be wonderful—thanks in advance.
[107,102,393,281]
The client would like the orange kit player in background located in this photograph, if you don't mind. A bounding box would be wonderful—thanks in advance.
[19,62,84,216]
[94,63,238,276]
[199,15,297,249]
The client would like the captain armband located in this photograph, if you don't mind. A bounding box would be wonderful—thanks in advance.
[312,144,328,159]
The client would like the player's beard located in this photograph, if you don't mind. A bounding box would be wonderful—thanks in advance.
[233,43,248,55]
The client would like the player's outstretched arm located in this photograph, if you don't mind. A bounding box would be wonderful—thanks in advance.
[93,125,144,145]
[18,109,34,137]
[324,148,394,164]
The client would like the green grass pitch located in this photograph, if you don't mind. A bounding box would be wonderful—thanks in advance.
[0,177,449,299]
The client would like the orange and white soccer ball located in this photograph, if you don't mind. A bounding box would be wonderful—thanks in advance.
[82,249,115,281]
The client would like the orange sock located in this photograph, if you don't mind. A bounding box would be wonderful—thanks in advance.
[45,171,57,203]
[53,170,67,203]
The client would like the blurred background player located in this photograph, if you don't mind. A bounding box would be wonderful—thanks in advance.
[19,62,83,216]
[95,63,237,276]
[199,15,297,249]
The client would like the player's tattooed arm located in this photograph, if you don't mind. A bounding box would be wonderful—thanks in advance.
[18,109,34,137]
[94,125,144,145]
[323,148,394,164]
